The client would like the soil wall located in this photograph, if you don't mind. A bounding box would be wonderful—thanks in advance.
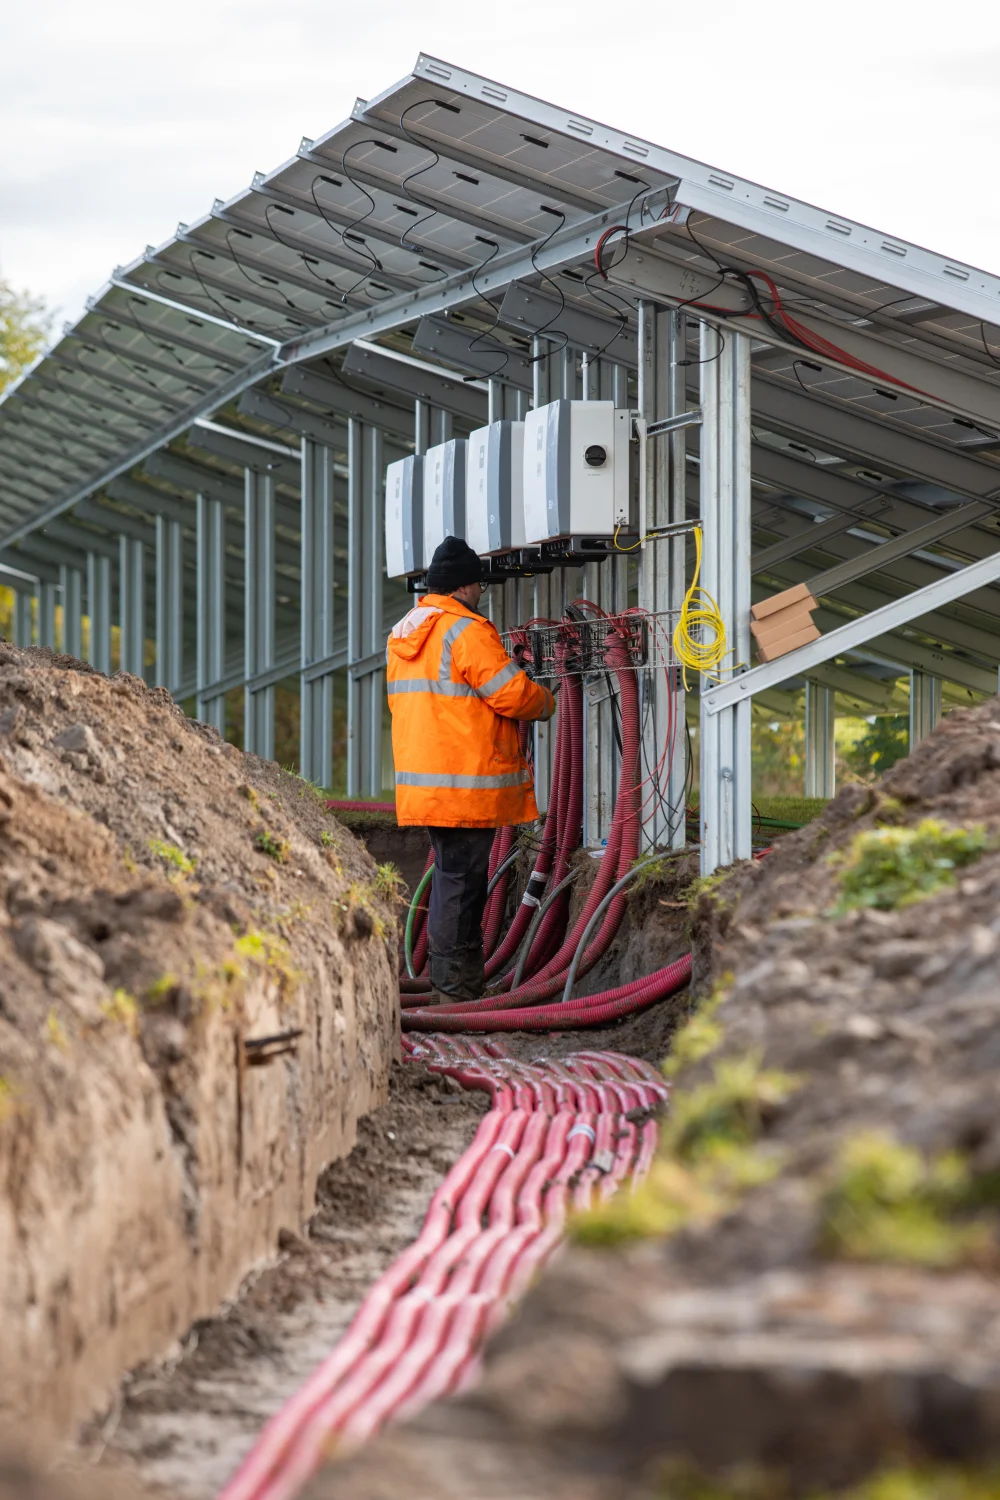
[0,645,399,1447]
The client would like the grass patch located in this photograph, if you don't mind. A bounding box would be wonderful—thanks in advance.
[574,1053,799,1248]
[820,1131,997,1268]
[149,839,197,877]
[255,830,291,863]
[691,795,829,829]
[46,1009,69,1051]
[831,818,986,914]
[654,1461,1000,1500]
[373,861,407,903]
[146,973,181,1006]
[627,848,690,893]
[753,794,829,828]
[663,984,728,1078]
[100,988,138,1034]
[682,869,730,907]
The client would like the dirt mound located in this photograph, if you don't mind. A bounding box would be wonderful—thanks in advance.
[0,644,398,1451]
[314,700,1000,1498]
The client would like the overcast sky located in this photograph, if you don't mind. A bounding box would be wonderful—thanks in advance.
[2,0,999,334]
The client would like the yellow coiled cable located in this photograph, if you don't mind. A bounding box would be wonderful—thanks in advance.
[671,527,729,689]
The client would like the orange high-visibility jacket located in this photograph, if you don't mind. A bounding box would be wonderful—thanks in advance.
[387,593,556,828]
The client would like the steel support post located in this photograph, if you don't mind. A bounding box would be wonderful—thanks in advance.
[86,551,112,674]
[118,536,146,678]
[581,357,606,846]
[300,439,336,786]
[532,337,553,815]
[666,314,688,844]
[347,421,385,798]
[414,400,431,457]
[804,680,836,798]
[488,380,502,425]
[196,494,226,733]
[60,565,83,660]
[244,468,276,759]
[910,670,942,747]
[13,589,34,647]
[432,408,453,446]
[155,515,183,694]
[637,305,677,850]
[698,321,752,874]
[38,581,58,650]
[365,426,385,796]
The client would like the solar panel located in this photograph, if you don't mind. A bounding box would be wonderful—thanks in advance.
[2,50,999,572]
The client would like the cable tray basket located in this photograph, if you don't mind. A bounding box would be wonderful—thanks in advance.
[502,611,679,677]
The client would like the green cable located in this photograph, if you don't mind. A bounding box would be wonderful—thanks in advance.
[404,863,434,980]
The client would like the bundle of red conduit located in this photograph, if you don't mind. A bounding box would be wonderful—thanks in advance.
[400,615,692,1033]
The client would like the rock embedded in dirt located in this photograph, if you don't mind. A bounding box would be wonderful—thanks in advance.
[0,644,399,1451]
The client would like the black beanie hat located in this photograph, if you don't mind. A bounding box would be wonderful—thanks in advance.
[426,535,485,593]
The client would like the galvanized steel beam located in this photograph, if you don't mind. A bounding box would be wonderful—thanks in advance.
[910,671,942,747]
[804,681,836,798]
[87,552,112,674]
[244,468,276,758]
[300,438,337,787]
[699,322,753,874]
[60,565,84,660]
[155,516,184,694]
[196,494,226,732]
[119,535,146,677]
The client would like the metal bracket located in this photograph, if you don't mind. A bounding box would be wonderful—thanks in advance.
[640,410,703,440]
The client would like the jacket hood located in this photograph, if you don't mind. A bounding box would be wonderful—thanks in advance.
[386,594,480,663]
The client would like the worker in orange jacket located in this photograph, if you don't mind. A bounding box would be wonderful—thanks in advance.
[387,536,556,1000]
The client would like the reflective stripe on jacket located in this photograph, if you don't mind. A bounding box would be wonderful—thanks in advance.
[387,592,555,828]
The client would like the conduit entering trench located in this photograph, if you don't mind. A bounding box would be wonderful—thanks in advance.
[218,611,689,1499]
[218,1037,668,1500]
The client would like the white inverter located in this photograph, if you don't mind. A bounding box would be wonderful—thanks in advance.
[465,421,526,556]
[523,400,631,544]
[422,438,467,561]
[384,454,424,579]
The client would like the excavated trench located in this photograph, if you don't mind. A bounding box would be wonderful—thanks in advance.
[29,637,1000,1500]
[76,838,695,1499]
[0,639,694,1500]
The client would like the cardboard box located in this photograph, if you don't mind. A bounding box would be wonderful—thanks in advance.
[750,604,817,647]
[750,582,814,622]
[755,622,821,662]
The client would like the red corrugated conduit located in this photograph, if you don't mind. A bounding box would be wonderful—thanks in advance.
[216,1037,669,1500]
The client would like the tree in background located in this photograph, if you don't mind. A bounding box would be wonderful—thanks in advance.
[751,718,805,796]
[0,279,53,394]
[839,713,910,782]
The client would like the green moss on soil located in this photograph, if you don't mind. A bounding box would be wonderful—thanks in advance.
[831,818,987,914]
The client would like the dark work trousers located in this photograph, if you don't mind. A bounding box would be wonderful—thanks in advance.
[427,826,497,999]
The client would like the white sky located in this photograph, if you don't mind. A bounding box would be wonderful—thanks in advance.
[2,0,999,332]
